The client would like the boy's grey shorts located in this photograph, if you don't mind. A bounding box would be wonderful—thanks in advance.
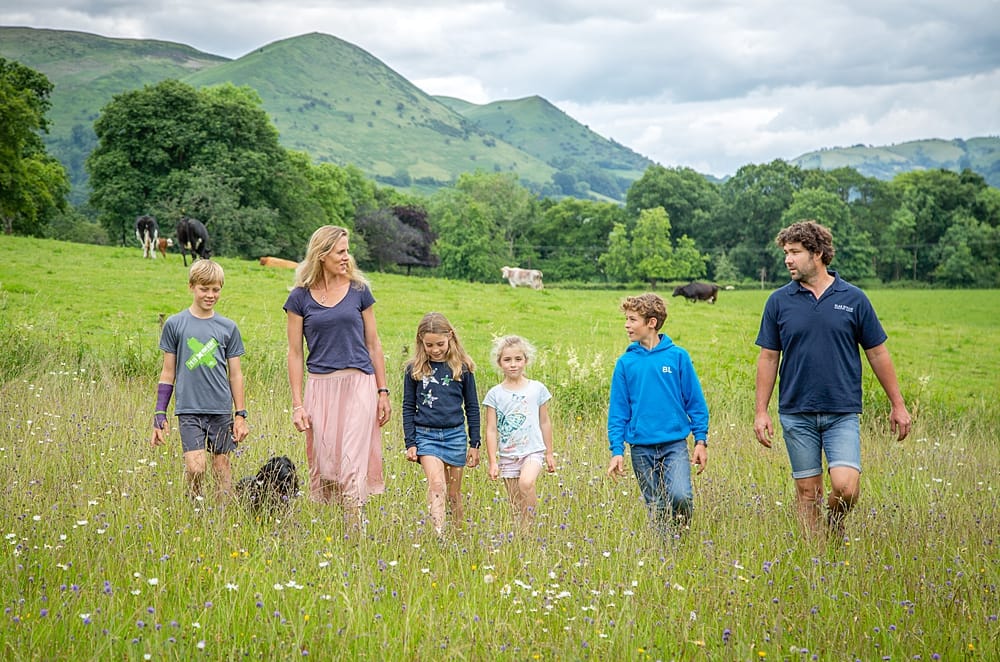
[177,414,236,454]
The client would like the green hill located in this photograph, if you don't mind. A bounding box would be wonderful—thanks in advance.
[437,94,653,199]
[791,137,1000,188]
[3,27,651,201]
[5,26,998,202]
[0,27,229,203]
[181,33,555,191]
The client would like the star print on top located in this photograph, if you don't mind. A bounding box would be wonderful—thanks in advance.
[403,361,481,449]
[158,309,245,415]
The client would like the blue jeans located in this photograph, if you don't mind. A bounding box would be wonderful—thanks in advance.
[629,441,693,532]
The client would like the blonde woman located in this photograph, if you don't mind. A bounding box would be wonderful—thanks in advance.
[284,226,390,529]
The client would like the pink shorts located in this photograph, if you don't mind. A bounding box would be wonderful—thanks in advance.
[498,451,545,479]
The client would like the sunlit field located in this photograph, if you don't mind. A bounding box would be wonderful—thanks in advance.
[1,237,998,660]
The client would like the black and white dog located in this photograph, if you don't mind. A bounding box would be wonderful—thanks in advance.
[236,455,299,513]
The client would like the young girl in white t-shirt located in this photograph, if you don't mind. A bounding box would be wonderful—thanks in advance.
[483,335,555,532]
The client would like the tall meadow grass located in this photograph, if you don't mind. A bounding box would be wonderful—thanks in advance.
[1,237,997,660]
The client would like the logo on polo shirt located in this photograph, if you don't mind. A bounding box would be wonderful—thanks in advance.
[833,304,854,313]
[662,366,673,374]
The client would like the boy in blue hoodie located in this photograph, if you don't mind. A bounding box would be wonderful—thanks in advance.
[606,293,709,536]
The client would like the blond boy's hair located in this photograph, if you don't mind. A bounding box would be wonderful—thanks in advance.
[189,259,224,286]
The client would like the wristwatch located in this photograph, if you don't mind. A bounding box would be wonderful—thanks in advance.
[694,439,707,448]
[234,409,248,419]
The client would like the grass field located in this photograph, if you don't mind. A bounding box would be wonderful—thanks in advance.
[1,237,998,660]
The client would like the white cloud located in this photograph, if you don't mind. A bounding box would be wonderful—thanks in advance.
[2,0,998,176]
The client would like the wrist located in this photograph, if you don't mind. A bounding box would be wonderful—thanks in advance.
[377,388,390,396]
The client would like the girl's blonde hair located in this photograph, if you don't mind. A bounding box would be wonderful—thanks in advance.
[408,312,475,381]
[490,335,536,367]
[294,225,370,290]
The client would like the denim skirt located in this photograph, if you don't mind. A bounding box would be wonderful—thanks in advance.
[414,424,469,467]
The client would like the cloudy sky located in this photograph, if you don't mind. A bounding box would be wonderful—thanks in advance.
[3,0,999,176]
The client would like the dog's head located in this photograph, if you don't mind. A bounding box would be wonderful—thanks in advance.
[237,455,299,513]
[257,455,299,496]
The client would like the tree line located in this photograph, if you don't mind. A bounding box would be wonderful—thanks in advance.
[4,60,999,288]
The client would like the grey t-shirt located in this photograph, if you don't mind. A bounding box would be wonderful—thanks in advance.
[159,309,246,415]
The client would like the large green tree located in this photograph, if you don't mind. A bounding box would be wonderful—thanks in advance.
[886,169,1000,282]
[87,79,325,255]
[625,165,722,249]
[0,58,69,236]
[429,172,540,282]
[718,160,807,281]
[528,198,625,282]
[781,188,876,281]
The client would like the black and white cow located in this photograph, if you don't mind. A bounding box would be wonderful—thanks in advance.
[672,282,720,304]
[501,266,544,289]
[135,215,159,259]
[176,217,211,266]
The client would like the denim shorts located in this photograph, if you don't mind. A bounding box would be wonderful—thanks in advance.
[177,413,236,454]
[414,424,470,467]
[779,413,861,479]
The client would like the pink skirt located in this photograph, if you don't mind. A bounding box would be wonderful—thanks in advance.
[303,369,385,506]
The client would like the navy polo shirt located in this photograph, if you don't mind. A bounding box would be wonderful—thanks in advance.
[755,271,887,414]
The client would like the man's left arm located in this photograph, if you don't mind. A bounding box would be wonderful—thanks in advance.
[864,343,912,441]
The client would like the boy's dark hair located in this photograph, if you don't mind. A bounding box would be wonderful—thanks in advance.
[775,220,836,266]
[621,293,667,331]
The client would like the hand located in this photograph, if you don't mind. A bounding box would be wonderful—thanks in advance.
[377,395,392,428]
[405,446,418,462]
[487,462,499,481]
[545,451,556,473]
[890,404,912,441]
[692,444,707,475]
[754,412,774,448]
[292,407,310,433]
[150,418,168,447]
[466,447,480,468]
[233,416,249,444]
[606,455,626,480]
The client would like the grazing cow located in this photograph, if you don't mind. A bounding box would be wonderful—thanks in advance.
[672,281,720,304]
[176,217,211,266]
[259,256,299,269]
[135,215,159,259]
[157,237,174,259]
[501,265,544,290]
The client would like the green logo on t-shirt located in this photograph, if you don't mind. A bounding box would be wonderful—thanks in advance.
[185,337,219,370]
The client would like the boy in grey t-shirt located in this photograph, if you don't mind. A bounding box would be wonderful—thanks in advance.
[150,260,249,503]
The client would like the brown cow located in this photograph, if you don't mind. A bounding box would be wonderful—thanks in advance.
[157,237,173,259]
[259,256,298,269]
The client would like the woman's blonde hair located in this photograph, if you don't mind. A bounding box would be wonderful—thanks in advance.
[408,312,475,381]
[294,225,370,290]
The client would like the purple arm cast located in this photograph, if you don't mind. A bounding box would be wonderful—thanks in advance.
[154,382,173,429]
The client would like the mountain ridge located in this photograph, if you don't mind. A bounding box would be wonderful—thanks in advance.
[2,25,998,199]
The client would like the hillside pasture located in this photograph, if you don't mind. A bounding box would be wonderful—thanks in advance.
[1,237,997,660]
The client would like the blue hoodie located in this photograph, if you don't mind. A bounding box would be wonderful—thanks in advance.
[607,334,709,456]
